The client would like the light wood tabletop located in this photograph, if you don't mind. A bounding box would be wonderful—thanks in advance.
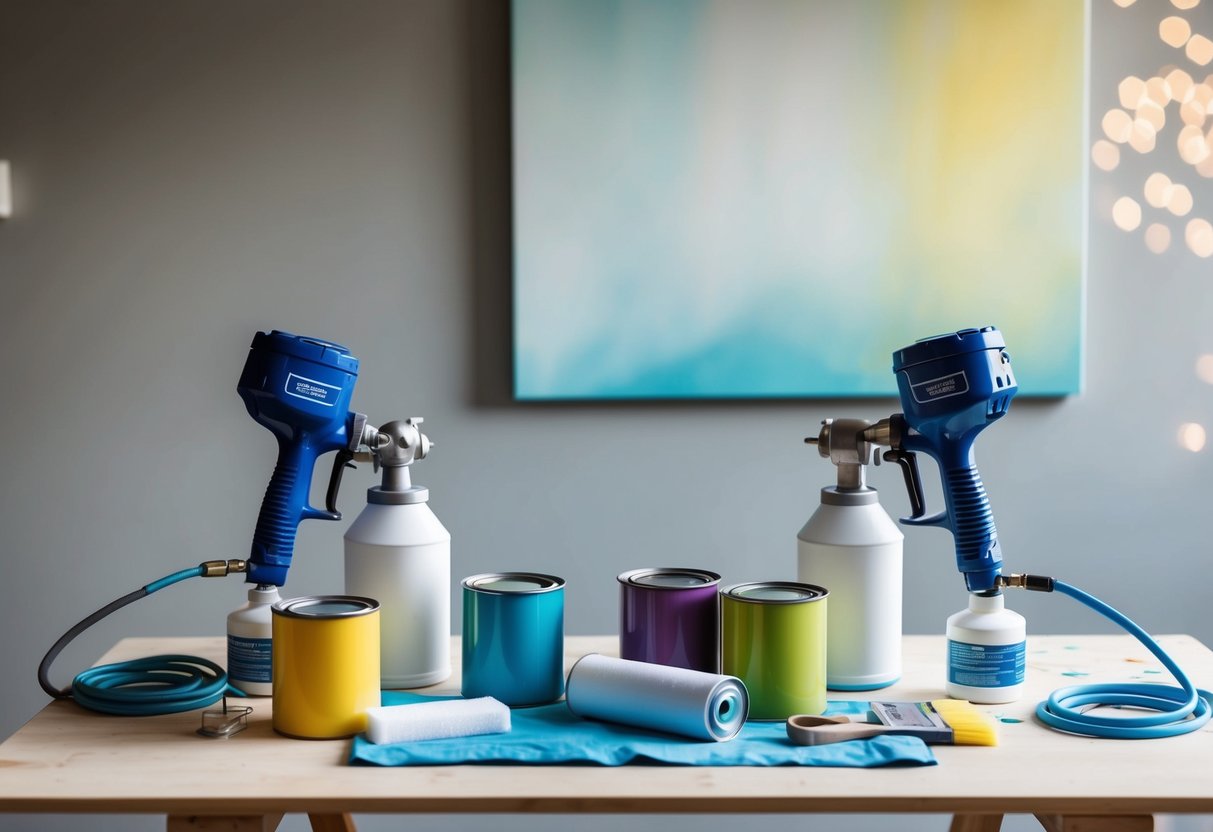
[1,634,1211,832]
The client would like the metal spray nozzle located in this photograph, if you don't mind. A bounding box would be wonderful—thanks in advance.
[805,418,883,491]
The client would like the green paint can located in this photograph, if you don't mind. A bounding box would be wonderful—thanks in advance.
[721,581,828,720]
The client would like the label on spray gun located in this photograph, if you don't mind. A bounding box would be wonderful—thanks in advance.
[947,640,1025,688]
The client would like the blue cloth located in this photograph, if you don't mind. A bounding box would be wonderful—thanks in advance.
[349,693,935,768]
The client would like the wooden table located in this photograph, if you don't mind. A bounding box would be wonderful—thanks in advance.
[1,634,1211,832]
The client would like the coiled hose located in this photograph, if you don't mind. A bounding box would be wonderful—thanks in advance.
[1011,576,1213,739]
[38,563,245,715]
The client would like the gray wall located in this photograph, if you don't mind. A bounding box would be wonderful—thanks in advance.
[1,1,1211,831]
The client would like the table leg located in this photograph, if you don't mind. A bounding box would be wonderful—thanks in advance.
[1035,815,1153,832]
[167,814,283,832]
[949,815,1004,832]
[309,814,358,832]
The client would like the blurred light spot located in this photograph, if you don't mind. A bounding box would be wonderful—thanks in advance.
[1145,172,1174,207]
[1172,0,1200,8]
[1169,183,1194,215]
[1179,423,1206,453]
[1195,354,1213,384]
[1199,150,1213,177]
[1137,99,1167,130]
[1161,16,1193,48]
[1114,0,1136,6]
[1195,84,1213,107]
[1180,98,1207,126]
[1180,124,1210,162]
[1102,108,1134,143]
[1092,139,1120,171]
[1146,223,1172,253]
[1187,217,1213,256]
[1129,119,1157,153]
[1146,76,1173,105]
[1168,68,1195,101]
[1119,76,1148,109]
[1113,196,1143,231]
[1188,34,1213,65]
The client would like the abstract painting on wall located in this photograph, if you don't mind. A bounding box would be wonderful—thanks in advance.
[512,0,1086,399]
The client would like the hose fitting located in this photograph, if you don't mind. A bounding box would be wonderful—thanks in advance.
[200,559,249,578]
[997,573,1055,592]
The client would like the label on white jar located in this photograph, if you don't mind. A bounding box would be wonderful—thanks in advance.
[227,635,273,683]
[947,639,1025,688]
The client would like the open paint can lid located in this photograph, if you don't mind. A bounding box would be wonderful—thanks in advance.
[272,595,379,619]
[619,568,721,589]
[462,572,565,594]
[723,581,828,604]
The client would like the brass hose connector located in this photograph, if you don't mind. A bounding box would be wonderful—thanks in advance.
[997,573,1055,592]
[200,559,249,577]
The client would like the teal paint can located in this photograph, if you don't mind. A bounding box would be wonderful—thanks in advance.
[461,572,565,706]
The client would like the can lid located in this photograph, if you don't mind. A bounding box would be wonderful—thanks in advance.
[723,581,828,604]
[462,572,565,594]
[619,568,721,589]
[272,595,379,618]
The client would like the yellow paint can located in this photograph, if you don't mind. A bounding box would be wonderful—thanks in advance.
[271,595,380,739]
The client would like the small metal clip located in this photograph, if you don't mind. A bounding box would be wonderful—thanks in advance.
[197,697,253,739]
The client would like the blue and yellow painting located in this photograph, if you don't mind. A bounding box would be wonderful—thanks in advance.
[512,0,1086,399]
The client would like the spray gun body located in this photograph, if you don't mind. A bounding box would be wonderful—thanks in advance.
[874,327,1017,593]
[236,330,367,587]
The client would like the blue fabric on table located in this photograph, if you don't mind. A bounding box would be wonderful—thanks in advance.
[348,692,935,768]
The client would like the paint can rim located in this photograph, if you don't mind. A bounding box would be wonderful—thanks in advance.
[462,572,566,594]
[618,567,721,589]
[721,581,828,604]
[272,595,380,619]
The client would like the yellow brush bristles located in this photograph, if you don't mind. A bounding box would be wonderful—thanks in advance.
[930,699,1000,747]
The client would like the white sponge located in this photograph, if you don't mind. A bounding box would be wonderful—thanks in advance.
[365,697,511,745]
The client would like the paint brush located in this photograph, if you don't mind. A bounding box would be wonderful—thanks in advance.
[786,700,998,747]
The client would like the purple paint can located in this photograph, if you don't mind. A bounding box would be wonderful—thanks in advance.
[618,568,721,673]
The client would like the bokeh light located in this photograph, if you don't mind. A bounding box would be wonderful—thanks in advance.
[1188,34,1213,65]
[1179,423,1207,453]
[1161,16,1193,48]
[1186,218,1213,256]
[1180,98,1206,126]
[1146,223,1173,253]
[1113,196,1143,231]
[1102,108,1133,143]
[1119,76,1147,109]
[1092,139,1120,171]
[1137,99,1167,131]
[1179,124,1211,163]
[1168,183,1194,215]
[1146,76,1173,105]
[1129,119,1157,153]
[1172,0,1200,9]
[1145,172,1174,207]
[1167,68,1195,101]
[1195,354,1213,385]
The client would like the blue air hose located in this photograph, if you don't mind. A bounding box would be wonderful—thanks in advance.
[38,562,247,716]
[1015,576,1213,739]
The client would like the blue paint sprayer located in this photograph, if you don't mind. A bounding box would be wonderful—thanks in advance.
[236,330,368,587]
[38,329,384,721]
[810,325,1212,735]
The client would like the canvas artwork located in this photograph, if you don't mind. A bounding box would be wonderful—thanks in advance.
[512,0,1086,400]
